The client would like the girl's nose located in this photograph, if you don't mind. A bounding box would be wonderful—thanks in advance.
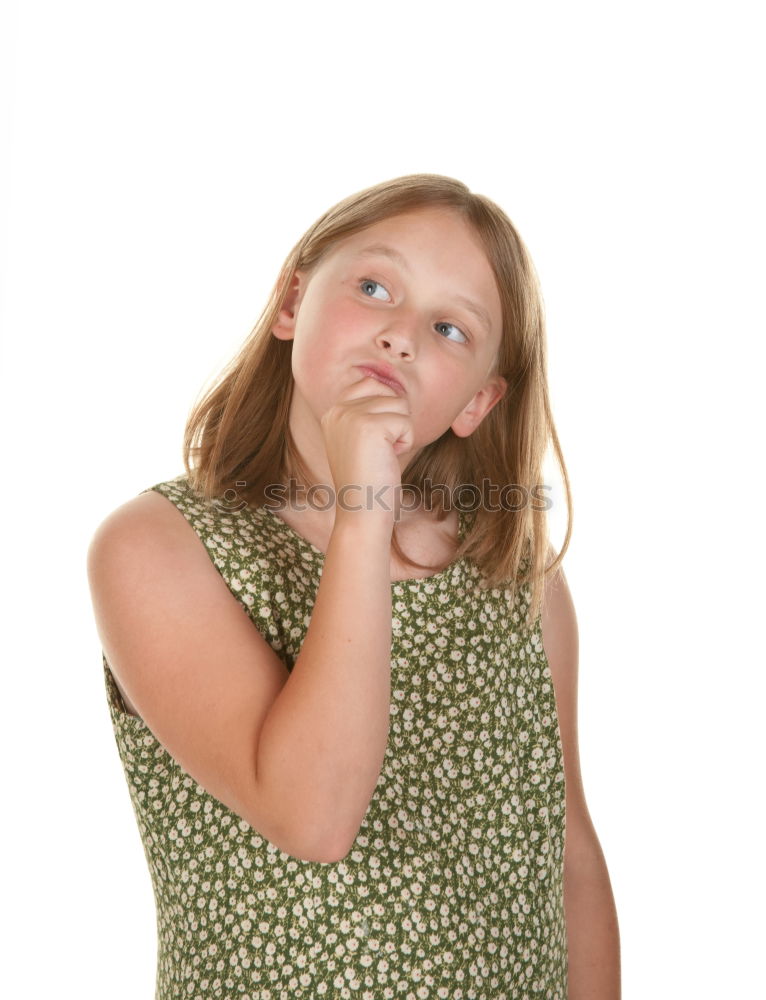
[375,317,418,359]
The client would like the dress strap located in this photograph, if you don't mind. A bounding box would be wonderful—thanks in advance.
[457,505,476,544]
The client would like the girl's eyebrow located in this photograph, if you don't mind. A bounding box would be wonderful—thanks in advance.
[356,244,493,335]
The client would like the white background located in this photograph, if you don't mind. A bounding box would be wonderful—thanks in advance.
[1,1,763,996]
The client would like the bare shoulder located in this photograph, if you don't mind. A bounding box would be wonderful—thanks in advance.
[540,545,579,658]
[88,489,197,553]
[87,488,231,591]
[539,546,580,742]
[86,487,242,635]
[87,490,220,716]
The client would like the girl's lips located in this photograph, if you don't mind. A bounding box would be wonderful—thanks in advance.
[356,365,405,396]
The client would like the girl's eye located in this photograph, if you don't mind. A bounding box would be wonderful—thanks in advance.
[359,278,469,345]
[435,321,469,345]
[359,278,391,301]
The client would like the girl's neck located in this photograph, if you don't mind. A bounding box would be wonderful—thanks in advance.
[269,499,460,580]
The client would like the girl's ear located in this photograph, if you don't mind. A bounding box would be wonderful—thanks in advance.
[271,269,308,341]
[450,376,508,438]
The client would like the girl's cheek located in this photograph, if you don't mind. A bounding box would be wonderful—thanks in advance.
[325,301,370,344]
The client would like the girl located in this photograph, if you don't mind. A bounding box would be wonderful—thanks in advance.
[88,174,620,999]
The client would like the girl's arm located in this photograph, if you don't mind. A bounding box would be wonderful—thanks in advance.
[256,514,395,863]
[541,555,621,999]
[257,376,416,864]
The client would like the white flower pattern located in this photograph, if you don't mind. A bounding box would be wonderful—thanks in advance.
[102,475,567,999]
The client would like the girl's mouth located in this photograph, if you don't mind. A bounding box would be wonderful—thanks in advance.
[356,365,405,396]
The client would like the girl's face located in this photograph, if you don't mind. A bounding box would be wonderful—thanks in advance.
[273,204,507,470]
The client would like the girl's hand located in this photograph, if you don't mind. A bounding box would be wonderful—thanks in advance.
[320,374,413,527]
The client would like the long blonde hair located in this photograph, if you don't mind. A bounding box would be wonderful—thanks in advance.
[182,173,572,628]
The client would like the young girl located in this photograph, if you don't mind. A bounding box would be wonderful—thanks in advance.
[88,174,620,999]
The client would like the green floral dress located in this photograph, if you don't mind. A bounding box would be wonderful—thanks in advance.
[103,475,567,999]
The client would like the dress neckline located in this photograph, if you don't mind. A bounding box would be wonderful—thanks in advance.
[258,504,468,586]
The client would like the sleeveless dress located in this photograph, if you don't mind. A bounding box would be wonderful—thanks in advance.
[102,474,567,999]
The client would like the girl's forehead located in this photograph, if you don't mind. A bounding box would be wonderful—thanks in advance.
[346,206,472,245]
[327,210,489,272]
